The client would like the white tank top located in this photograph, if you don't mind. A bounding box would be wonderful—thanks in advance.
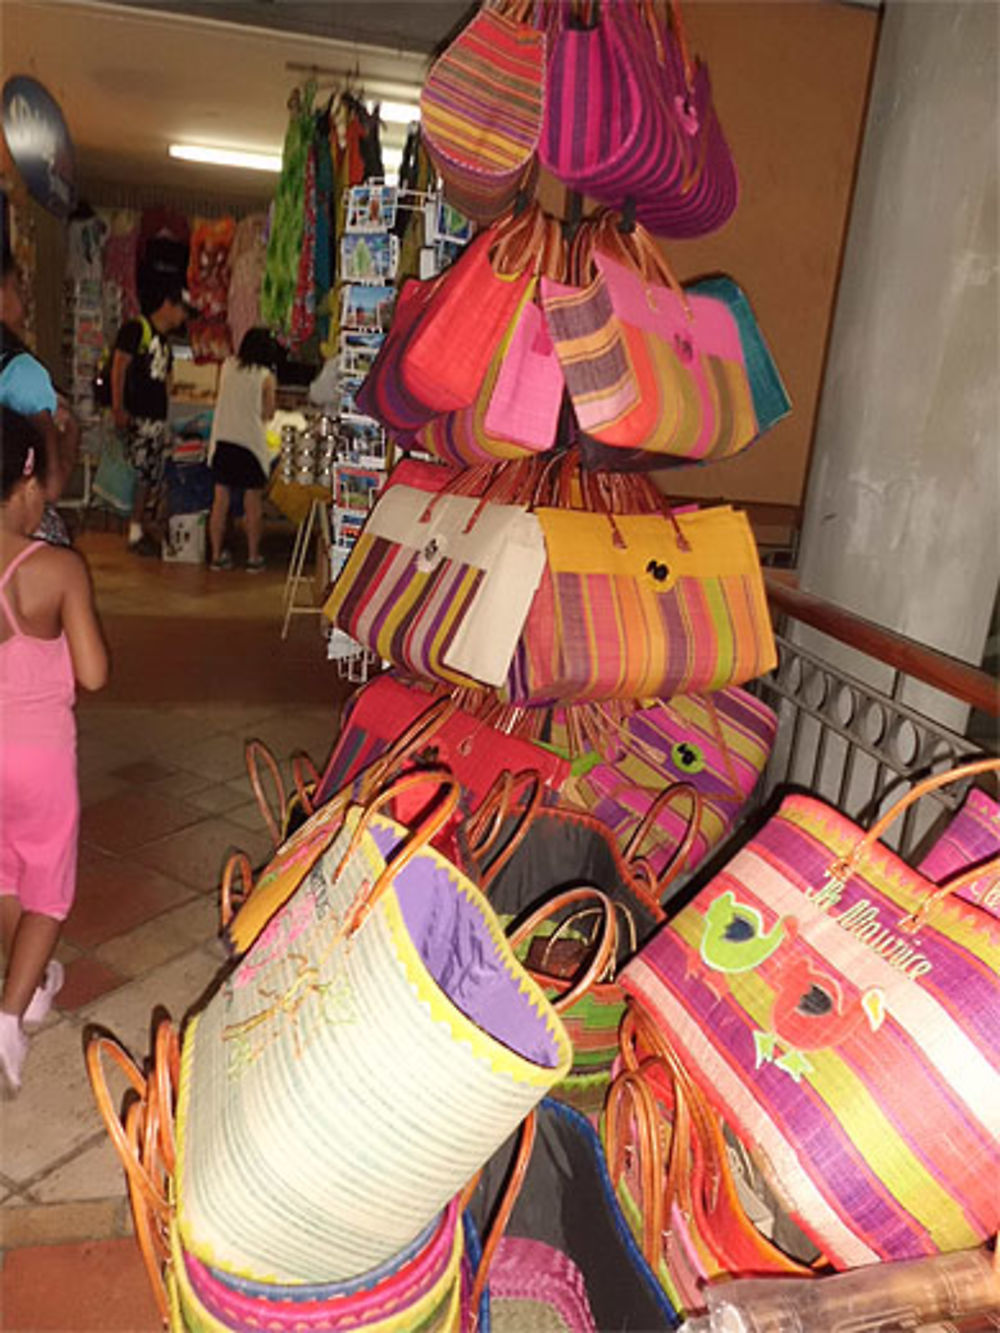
[209,359,271,473]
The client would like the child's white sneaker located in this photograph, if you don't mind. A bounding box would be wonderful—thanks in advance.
[23,960,65,1028]
[0,1012,27,1093]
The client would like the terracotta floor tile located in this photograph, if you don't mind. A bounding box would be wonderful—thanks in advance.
[57,956,128,1010]
[184,781,252,816]
[107,758,177,785]
[133,816,271,892]
[79,790,204,855]
[0,1237,161,1331]
[63,856,193,949]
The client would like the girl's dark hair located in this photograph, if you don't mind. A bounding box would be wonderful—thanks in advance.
[1,406,47,499]
[238,327,280,371]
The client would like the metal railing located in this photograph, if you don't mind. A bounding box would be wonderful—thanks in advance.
[750,573,999,859]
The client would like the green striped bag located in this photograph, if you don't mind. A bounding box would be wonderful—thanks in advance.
[176,773,571,1285]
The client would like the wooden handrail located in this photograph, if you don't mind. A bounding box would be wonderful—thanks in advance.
[764,571,1000,720]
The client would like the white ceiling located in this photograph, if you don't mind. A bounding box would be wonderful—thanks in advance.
[1,0,439,202]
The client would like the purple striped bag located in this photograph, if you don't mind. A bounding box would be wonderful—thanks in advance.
[540,2,680,206]
[553,689,777,887]
[918,786,1000,918]
[620,760,1000,1268]
[421,4,546,223]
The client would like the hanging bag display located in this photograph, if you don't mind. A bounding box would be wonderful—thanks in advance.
[176,772,572,1285]
[619,759,1000,1267]
[505,466,777,705]
[323,474,547,689]
[420,1,547,223]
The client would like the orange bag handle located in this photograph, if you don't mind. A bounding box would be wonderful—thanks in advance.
[604,1065,666,1264]
[219,851,255,933]
[122,1096,171,1325]
[245,738,285,850]
[331,768,461,941]
[623,781,704,899]
[507,886,619,1012]
[464,768,546,870]
[829,758,1000,927]
[469,1110,538,1322]
[85,1032,171,1217]
[618,1003,817,1276]
[291,751,320,819]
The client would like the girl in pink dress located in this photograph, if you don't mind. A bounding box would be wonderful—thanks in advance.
[0,408,108,1092]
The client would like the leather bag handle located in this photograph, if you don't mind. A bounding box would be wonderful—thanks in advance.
[507,886,619,1012]
[245,738,285,851]
[623,781,705,899]
[219,851,255,933]
[829,758,1000,928]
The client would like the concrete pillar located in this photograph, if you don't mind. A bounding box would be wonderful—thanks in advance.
[775,0,998,828]
[797,0,998,673]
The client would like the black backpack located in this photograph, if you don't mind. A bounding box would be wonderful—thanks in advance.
[92,315,153,409]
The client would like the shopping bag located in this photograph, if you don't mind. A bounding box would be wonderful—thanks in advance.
[553,689,777,890]
[176,772,572,1284]
[918,785,1000,917]
[578,275,790,472]
[469,1099,676,1331]
[506,502,776,704]
[171,1203,464,1332]
[544,220,769,460]
[421,3,546,222]
[482,296,565,451]
[400,211,543,413]
[93,429,138,516]
[355,275,442,436]
[619,759,1000,1267]
[323,481,546,688]
[314,672,570,811]
[604,1001,814,1317]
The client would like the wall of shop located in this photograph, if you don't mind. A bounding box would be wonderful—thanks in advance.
[648,1,880,510]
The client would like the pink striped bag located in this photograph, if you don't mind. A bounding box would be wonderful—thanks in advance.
[918,786,1000,918]
[620,760,1000,1268]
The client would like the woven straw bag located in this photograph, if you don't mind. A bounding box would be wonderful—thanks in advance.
[176,772,572,1285]
[620,759,1000,1267]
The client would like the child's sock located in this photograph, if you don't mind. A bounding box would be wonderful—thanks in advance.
[23,960,65,1028]
[0,1012,27,1093]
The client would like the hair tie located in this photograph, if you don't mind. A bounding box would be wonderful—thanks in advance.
[22,447,35,478]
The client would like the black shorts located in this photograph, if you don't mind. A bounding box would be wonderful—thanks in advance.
[212,441,268,490]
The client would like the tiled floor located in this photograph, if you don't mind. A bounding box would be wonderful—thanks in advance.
[1,529,353,1329]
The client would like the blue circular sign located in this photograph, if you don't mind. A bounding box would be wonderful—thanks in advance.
[2,76,75,218]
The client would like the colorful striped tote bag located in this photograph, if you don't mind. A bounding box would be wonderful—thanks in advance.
[919,785,1000,918]
[543,223,770,460]
[176,773,572,1285]
[604,1002,814,1317]
[553,689,777,888]
[323,482,546,689]
[578,275,790,472]
[619,759,1000,1268]
[540,2,680,207]
[505,503,777,705]
[420,3,546,223]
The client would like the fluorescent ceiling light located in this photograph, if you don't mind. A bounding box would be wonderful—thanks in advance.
[370,100,420,125]
[169,144,281,172]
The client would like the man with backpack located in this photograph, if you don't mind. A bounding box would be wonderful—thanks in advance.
[110,281,187,555]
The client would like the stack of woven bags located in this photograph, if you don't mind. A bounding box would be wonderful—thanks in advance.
[86,2,1000,1330]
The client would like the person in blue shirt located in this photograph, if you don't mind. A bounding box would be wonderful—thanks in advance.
[0,248,78,545]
